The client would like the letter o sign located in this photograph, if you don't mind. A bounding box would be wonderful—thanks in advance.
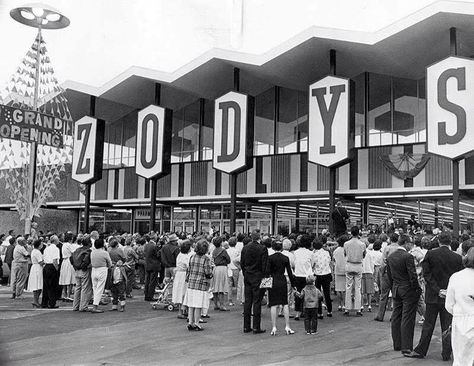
[136,105,168,179]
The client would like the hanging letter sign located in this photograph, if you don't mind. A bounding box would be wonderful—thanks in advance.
[135,104,172,179]
[427,56,474,160]
[308,75,354,168]
[72,116,105,184]
[213,91,254,174]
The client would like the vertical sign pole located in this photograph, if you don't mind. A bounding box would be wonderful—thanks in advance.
[84,95,96,233]
[229,68,240,235]
[450,27,460,238]
[25,26,42,235]
[150,83,161,233]
[328,49,337,234]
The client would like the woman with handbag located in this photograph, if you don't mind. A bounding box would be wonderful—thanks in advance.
[266,239,296,335]
[183,239,213,331]
[211,236,231,311]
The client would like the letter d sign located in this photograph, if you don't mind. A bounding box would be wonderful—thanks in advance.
[72,116,105,184]
[213,91,254,174]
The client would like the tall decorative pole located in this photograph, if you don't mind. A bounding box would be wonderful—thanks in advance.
[10,4,70,235]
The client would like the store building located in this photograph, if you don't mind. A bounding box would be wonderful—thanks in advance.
[3,7,474,235]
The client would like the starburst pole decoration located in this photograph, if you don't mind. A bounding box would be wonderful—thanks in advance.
[5,4,70,235]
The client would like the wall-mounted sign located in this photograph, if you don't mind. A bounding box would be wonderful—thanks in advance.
[427,56,474,160]
[72,116,105,184]
[0,104,72,148]
[308,75,354,168]
[213,91,254,174]
[135,104,172,179]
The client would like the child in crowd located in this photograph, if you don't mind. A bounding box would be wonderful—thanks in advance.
[295,275,323,334]
[361,242,375,312]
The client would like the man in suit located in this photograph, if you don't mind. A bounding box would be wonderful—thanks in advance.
[143,235,161,301]
[386,234,421,355]
[405,231,463,361]
[241,229,268,334]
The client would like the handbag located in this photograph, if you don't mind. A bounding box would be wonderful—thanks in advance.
[259,277,273,289]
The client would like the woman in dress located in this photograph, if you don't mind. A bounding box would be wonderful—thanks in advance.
[59,232,76,301]
[183,239,213,331]
[28,239,44,308]
[266,239,296,335]
[445,247,474,366]
[172,239,192,319]
[332,235,348,311]
[211,236,231,311]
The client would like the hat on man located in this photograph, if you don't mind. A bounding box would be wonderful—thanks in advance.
[168,233,179,243]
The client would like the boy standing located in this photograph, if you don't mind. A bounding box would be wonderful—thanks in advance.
[296,275,323,334]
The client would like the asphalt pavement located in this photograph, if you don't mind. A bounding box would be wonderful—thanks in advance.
[0,286,448,366]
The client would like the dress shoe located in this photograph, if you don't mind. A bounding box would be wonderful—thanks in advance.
[373,317,383,322]
[243,328,252,333]
[326,313,333,317]
[403,351,424,358]
[356,311,363,316]
[201,314,210,319]
[442,355,451,362]
[48,305,59,309]
[253,329,266,334]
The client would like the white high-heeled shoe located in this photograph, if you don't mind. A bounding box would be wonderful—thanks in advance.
[270,327,277,336]
[285,327,295,335]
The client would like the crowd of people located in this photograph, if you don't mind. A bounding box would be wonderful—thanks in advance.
[0,216,473,365]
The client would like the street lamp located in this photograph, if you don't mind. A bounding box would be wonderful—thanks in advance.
[10,3,70,235]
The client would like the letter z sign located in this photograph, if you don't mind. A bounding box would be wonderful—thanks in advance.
[72,116,105,184]
[308,76,354,168]
[427,56,474,160]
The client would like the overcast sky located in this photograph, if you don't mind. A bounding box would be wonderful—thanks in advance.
[0,0,462,89]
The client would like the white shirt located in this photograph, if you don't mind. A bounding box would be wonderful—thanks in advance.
[43,244,60,264]
[369,250,383,267]
[362,251,375,274]
[445,268,474,317]
[227,246,241,270]
[294,248,313,277]
[312,249,331,276]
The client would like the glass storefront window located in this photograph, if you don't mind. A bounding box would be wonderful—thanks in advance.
[173,207,195,220]
[254,88,275,155]
[201,100,214,160]
[366,73,426,147]
[277,88,309,154]
[122,111,136,167]
[368,73,391,146]
[354,73,365,148]
[200,206,221,220]
[171,101,200,163]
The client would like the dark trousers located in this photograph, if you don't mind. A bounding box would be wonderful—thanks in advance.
[391,288,420,352]
[144,270,158,300]
[41,264,59,308]
[111,281,126,305]
[304,307,318,333]
[414,303,452,358]
[243,282,264,331]
[375,266,391,320]
[125,266,135,295]
[294,277,307,312]
[316,273,333,314]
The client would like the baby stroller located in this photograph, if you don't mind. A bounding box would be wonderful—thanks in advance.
[151,279,177,311]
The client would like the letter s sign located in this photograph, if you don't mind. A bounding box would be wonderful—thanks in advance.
[72,116,105,184]
[427,56,474,160]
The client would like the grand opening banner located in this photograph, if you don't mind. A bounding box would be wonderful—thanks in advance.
[0,104,71,148]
